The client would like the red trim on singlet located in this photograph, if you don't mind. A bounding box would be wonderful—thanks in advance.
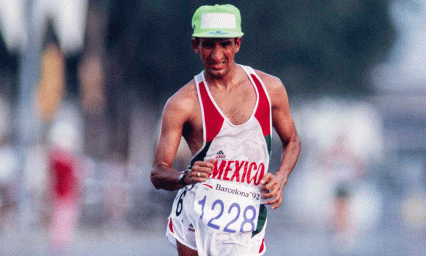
[259,238,265,253]
[251,74,271,137]
[168,218,174,233]
[199,81,225,142]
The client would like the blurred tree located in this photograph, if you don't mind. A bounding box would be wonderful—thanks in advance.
[0,0,396,104]
[79,0,110,160]
[95,0,395,161]
[105,0,395,99]
[0,29,18,99]
[239,0,395,95]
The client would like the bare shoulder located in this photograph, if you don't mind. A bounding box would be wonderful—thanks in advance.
[253,69,288,105]
[254,69,283,88]
[163,79,198,116]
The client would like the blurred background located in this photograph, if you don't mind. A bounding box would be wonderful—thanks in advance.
[0,0,425,255]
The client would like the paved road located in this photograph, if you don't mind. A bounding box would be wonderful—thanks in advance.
[1,208,425,256]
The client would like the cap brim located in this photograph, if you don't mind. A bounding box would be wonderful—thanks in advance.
[192,31,244,38]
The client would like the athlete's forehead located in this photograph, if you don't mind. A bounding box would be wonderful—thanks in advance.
[198,37,235,43]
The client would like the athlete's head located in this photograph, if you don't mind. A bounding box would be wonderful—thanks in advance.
[191,4,243,78]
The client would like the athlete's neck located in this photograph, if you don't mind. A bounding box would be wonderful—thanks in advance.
[204,63,243,91]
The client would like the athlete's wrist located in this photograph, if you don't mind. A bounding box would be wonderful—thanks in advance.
[178,169,189,186]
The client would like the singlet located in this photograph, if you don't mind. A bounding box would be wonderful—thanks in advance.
[190,65,272,181]
[169,65,272,236]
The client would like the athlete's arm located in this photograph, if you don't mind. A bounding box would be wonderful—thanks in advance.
[150,89,189,191]
[151,83,215,191]
[257,72,302,209]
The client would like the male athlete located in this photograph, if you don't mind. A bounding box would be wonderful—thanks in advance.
[151,4,301,256]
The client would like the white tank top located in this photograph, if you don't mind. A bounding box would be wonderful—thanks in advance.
[169,65,271,236]
[190,65,272,187]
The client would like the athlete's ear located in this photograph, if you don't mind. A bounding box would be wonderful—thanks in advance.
[191,38,200,54]
[234,37,242,53]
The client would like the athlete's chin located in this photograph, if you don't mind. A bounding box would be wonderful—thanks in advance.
[207,67,227,78]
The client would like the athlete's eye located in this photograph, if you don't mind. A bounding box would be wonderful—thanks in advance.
[202,42,215,48]
[221,42,232,47]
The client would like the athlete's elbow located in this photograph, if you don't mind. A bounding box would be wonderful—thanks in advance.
[150,169,162,190]
[294,135,301,150]
[284,134,301,152]
[291,135,302,155]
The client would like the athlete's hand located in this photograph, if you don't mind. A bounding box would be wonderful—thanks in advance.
[260,173,287,209]
[184,159,217,184]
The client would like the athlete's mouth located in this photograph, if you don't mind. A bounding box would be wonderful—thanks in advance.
[210,62,225,70]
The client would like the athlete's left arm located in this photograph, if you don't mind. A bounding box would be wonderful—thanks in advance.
[257,72,302,209]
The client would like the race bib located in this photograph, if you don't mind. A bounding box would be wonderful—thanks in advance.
[171,188,188,221]
[194,179,261,233]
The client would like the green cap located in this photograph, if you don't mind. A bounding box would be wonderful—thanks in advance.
[192,4,244,38]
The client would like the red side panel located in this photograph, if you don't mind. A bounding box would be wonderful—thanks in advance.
[199,81,224,142]
[259,238,265,253]
[251,74,271,137]
[168,218,174,233]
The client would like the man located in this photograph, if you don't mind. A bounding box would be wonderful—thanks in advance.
[151,4,301,256]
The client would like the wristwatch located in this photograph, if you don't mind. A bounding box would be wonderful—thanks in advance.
[178,169,189,186]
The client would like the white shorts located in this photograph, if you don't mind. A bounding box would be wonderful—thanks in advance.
[166,185,268,256]
[166,217,267,256]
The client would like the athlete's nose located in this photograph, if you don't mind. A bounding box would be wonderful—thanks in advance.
[211,45,224,62]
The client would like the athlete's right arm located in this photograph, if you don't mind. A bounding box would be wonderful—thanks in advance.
[150,89,191,191]
[150,84,215,191]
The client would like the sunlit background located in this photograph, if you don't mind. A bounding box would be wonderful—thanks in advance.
[0,0,425,255]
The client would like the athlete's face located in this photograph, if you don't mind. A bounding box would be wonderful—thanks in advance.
[192,37,242,78]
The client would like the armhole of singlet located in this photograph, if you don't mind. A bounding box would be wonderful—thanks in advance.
[241,65,272,108]
[191,73,207,163]
[241,65,273,137]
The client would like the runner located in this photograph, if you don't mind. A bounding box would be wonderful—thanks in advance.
[151,4,301,255]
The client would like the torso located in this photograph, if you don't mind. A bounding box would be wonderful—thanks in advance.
[182,65,257,155]
[209,77,256,125]
[189,65,272,177]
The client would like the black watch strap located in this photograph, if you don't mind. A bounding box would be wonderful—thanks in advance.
[178,170,188,186]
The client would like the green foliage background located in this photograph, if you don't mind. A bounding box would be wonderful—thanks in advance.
[105,0,395,100]
[0,0,395,102]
